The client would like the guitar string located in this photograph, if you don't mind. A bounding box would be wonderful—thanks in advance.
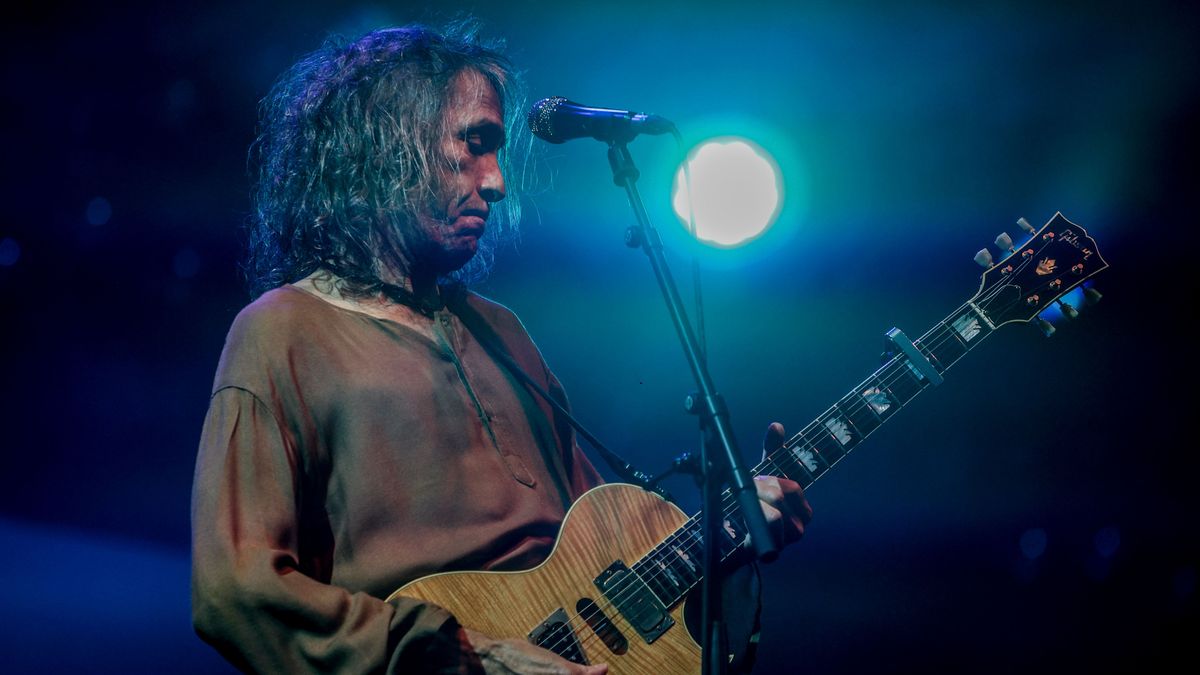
[617,237,1058,585]
[536,293,1002,659]
[537,241,1064,657]
[598,239,1075,652]
[620,247,1051,601]
[533,309,985,660]
[536,296,997,659]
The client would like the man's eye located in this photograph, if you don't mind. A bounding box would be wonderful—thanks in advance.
[461,128,503,154]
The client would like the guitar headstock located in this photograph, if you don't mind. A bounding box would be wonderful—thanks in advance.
[969,213,1107,333]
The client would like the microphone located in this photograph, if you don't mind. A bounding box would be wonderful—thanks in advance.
[527,96,675,144]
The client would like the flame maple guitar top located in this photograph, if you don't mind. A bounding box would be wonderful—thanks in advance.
[388,483,704,673]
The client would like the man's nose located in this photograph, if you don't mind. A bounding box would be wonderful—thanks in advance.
[479,155,506,203]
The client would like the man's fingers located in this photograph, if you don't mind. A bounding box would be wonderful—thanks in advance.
[754,475,811,544]
[763,422,786,456]
[758,498,806,543]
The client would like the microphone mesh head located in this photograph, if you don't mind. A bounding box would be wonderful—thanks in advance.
[527,96,568,143]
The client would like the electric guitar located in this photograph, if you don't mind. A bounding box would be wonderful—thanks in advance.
[388,213,1108,673]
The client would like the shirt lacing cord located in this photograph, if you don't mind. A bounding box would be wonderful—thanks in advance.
[378,281,466,318]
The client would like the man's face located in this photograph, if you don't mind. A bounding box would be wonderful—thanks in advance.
[410,69,507,276]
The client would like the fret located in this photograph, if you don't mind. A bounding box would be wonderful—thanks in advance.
[637,514,742,608]
[797,419,848,467]
[658,555,688,599]
[667,523,705,590]
[839,390,882,437]
[758,444,816,485]
[629,297,1013,612]
[913,340,947,376]
[720,513,747,557]
[633,555,678,605]
[912,324,949,374]
[627,558,660,600]
[920,323,964,369]
[658,533,701,586]
[861,375,899,420]
[882,358,925,405]
[946,309,991,357]
[667,542,700,586]
[645,554,680,596]
[769,445,817,487]
[819,408,861,452]
[788,440,831,481]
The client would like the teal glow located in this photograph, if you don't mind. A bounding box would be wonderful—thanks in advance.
[1037,284,1090,323]
[671,137,783,248]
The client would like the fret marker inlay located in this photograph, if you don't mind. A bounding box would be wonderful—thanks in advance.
[824,417,852,445]
[794,447,820,472]
[861,387,891,414]
[952,313,982,342]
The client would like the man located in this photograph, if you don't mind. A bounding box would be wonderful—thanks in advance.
[191,23,810,674]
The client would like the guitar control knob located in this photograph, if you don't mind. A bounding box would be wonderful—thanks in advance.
[1058,300,1079,320]
[1072,263,1085,275]
[974,248,993,268]
[1026,294,1040,306]
[1085,287,1103,305]
[1037,318,1056,337]
[1049,279,1063,291]
[1022,248,1035,259]
[1017,217,1036,235]
[995,232,1015,252]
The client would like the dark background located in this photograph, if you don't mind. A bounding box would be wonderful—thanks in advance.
[2,1,1197,672]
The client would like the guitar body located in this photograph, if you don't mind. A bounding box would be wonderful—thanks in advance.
[389,483,703,673]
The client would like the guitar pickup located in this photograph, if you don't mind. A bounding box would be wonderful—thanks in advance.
[594,560,674,644]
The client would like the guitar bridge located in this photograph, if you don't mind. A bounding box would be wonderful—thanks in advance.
[528,608,588,665]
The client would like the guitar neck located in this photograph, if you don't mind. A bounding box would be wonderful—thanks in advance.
[624,212,1105,620]
[753,301,994,490]
[629,301,997,608]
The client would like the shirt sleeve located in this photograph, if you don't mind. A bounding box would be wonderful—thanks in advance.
[190,386,469,674]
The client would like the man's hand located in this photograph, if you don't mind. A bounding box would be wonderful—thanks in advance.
[463,627,608,674]
[754,422,813,547]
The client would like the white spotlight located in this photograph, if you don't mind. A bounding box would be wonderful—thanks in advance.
[672,137,782,247]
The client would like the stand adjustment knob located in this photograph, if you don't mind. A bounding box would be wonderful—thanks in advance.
[624,226,642,248]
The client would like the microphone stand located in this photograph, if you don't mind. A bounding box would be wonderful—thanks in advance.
[605,140,777,675]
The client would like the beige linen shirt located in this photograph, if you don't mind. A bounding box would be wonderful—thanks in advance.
[191,285,602,672]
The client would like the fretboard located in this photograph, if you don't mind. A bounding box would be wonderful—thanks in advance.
[628,302,996,609]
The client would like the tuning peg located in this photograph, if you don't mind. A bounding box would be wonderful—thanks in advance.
[995,232,1015,252]
[1084,287,1102,305]
[1058,300,1079,320]
[1036,318,1056,337]
[974,248,994,268]
[1017,217,1036,235]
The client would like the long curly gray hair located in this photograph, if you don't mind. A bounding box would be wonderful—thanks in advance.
[246,21,527,298]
